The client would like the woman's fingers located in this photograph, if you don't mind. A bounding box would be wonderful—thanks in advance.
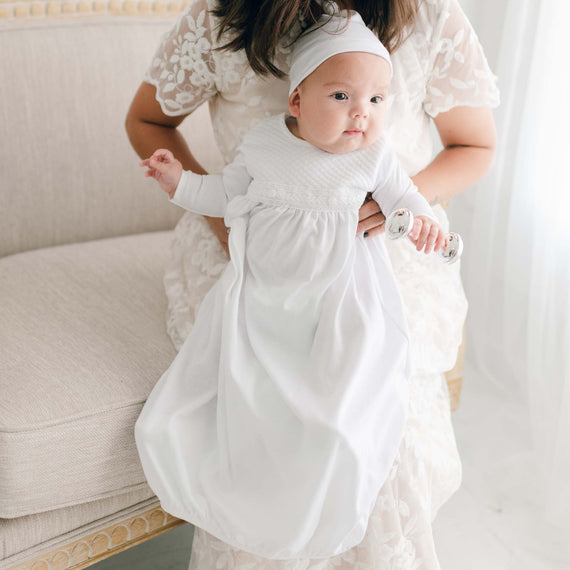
[357,212,386,237]
[357,198,386,236]
[357,197,379,222]
[356,203,450,254]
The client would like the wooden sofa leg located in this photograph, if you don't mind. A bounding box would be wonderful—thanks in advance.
[445,327,466,413]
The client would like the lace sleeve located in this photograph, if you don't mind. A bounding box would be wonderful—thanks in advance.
[423,0,500,117]
[143,0,218,116]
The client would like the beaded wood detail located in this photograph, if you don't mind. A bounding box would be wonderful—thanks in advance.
[7,506,185,570]
[0,0,188,21]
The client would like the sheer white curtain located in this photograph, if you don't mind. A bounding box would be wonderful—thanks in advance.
[451,0,570,532]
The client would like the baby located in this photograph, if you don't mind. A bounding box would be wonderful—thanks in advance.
[142,19,447,254]
[136,7,449,560]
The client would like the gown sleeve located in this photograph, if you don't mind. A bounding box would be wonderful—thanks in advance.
[423,0,500,117]
[170,149,252,217]
[371,139,437,222]
[143,0,218,116]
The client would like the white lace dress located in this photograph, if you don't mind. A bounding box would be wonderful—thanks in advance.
[143,0,500,567]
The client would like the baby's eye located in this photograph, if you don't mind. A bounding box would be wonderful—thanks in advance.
[371,95,384,104]
[332,92,348,101]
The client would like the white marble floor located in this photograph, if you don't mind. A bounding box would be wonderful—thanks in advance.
[95,365,570,569]
[433,364,570,570]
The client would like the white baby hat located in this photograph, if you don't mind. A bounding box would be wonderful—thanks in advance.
[288,3,392,95]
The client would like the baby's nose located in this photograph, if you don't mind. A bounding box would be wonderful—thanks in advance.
[351,103,368,118]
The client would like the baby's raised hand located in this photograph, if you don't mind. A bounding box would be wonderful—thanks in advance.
[140,149,183,199]
[408,215,448,254]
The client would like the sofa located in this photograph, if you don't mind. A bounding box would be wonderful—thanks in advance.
[0,2,463,568]
[0,2,225,568]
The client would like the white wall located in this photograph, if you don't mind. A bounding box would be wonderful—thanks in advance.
[458,0,508,69]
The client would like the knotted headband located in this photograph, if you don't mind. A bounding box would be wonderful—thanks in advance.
[288,4,392,95]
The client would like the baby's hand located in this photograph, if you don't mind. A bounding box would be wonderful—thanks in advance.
[140,149,183,199]
[408,215,449,254]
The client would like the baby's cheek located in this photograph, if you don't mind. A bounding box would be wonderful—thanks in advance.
[322,122,342,141]
[366,120,383,140]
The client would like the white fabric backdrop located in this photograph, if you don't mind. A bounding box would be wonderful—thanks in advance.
[450,0,570,533]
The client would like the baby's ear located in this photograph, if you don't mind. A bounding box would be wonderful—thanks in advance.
[288,88,301,117]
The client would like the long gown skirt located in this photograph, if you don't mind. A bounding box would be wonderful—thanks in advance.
[186,370,461,570]
[162,213,464,570]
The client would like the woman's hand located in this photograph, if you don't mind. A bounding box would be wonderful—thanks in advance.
[356,192,386,238]
[407,215,448,254]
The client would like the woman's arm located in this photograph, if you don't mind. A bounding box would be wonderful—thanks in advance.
[412,105,498,206]
[125,82,231,255]
[357,105,497,238]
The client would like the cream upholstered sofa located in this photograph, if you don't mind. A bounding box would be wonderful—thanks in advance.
[0,2,225,568]
[0,2,463,568]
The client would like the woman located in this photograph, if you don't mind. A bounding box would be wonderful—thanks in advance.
[125,0,499,567]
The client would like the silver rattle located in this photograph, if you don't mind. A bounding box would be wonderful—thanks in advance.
[385,209,463,265]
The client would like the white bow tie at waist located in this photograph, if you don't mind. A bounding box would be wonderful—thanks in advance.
[223,194,257,228]
[221,183,364,266]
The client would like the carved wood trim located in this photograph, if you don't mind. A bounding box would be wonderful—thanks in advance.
[0,0,189,21]
[7,506,185,570]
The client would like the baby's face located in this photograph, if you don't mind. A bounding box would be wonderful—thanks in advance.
[288,52,391,154]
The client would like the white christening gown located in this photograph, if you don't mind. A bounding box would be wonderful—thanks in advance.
[141,0,499,566]
[135,114,438,559]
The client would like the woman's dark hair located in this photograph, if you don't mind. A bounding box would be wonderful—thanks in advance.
[212,0,420,77]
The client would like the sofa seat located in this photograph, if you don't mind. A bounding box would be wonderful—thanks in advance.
[0,488,158,565]
[0,231,178,519]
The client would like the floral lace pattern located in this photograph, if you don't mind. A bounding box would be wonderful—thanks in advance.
[163,213,227,351]
[144,0,499,567]
[422,0,500,116]
[145,6,217,116]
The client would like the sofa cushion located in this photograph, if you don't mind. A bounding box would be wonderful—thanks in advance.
[0,487,156,563]
[0,18,224,258]
[0,231,179,518]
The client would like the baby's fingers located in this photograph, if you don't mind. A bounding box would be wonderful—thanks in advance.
[408,218,423,241]
[415,219,432,252]
[433,230,448,253]
[151,149,175,164]
[424,225,442,254]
